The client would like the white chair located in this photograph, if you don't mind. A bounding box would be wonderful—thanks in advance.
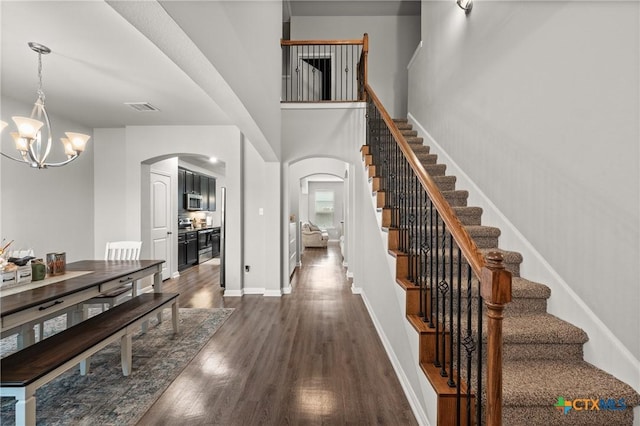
[84,241,142,314]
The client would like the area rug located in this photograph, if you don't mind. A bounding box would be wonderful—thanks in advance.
[0,307,234,425]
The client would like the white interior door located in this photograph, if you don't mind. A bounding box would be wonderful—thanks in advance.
[151,172,172,280]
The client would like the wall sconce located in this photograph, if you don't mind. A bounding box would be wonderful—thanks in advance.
[457,0,473,14]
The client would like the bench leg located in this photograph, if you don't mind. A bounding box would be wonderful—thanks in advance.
[16,394,36,426]
[17,324,35,350]
[121,333,132,376]
[172,301,179,334]
[79,357,90,375]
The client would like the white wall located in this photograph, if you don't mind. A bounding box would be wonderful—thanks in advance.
[1,96,94,262]
[281,103,366,163]
[93,125,244,295]
[158,0,283,161]
[409,0,639,387]
[290,15,421,118]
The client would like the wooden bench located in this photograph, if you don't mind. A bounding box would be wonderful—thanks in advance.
[0,292,179,426]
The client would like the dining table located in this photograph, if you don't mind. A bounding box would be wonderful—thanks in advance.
[0,259,164,348]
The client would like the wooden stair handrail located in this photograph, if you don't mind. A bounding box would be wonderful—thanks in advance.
[364,83,486,277]
[281,38,365,46]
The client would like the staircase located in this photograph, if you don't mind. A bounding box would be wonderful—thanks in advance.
[365,118,640,425]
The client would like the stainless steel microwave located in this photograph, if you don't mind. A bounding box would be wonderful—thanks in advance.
[185,193,203,210]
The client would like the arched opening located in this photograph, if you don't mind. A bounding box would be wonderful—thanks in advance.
[139,153,226,290]
[286,157,353,289]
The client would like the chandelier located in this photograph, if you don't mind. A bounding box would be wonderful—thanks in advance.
[0,42,90,169]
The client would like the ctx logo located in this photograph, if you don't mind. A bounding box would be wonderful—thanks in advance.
[554,397,627,414]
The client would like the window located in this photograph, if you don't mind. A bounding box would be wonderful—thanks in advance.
[314,190,334,228]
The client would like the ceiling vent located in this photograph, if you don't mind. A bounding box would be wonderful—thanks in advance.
[125,102,160,112]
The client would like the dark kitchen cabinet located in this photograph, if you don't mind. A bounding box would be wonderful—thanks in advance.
[178,168,186,213]
[185,231,198,266]
[184,170,196,194]
[208,177,216,211]
[178,231,198,271]
[212,227,221,257]
[200,177,209,210]
[177,234,187,270]
[193,174,201,194]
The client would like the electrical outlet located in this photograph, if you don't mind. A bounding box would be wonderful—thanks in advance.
[245,265,250,272]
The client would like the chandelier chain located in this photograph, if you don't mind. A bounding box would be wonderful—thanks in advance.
[37,51,45,102]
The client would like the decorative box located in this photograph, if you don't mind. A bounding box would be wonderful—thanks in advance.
[1,270,17,289]
[16,264,32,284]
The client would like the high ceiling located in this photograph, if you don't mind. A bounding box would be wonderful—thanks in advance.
[0,1,231,129]
[285,0,419,21]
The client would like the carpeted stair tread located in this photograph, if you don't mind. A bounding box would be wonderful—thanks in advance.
[401,129,418,137]
[441,190,468,206]
[453,206,483,226]
[410,143,429,153]
[502,360,640,407]
[512,276,551,299]
[500,313,588,345]
[405,136,424,145]
[432,175,456,191]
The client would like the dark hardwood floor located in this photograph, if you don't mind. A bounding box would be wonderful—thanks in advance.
[139,243,417,425]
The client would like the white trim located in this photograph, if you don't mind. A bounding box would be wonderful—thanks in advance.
[282,285,292,295]
[407,112,640,395]
[223,289,243,297]
[281,102,366,110]
[171,271,180,279]
[243,287,266,295]
[350,283,362,294]
[264,289,283,297]
[346,270,354,279]
[407,41,423,71]
[359,290,430,426]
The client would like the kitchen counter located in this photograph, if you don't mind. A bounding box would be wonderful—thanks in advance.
[178,226,219,235]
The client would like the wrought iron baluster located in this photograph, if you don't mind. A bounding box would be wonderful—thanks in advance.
[448,233,456,387]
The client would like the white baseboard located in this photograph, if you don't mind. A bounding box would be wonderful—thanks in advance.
[243,287,266,295]
[224,289,243,297]
[407,113,640,395]
[350,283,362,294]
[264,289,283,297]
[171,271,180,279]
[282,285,292,295]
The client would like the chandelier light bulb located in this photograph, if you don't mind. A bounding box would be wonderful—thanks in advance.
[12,116,44,140]
[10,132,29,152]
[65,132,90,153]
[61,138,77,157]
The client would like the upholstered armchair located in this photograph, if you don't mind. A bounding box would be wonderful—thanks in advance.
[301,222,329,248]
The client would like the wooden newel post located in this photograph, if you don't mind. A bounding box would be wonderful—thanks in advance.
[480,251,512,426]
[362,33,369,101]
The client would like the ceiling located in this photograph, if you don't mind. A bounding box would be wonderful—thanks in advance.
[0,1,231,129]
[285,0,420,21]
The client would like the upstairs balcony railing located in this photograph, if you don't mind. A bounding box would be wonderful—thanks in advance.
[281,34,368,102]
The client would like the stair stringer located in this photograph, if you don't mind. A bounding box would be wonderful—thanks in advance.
[407,113,640,412]
[352,159,436,426]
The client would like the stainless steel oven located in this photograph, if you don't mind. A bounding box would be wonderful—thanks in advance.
[197,228,213,263]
